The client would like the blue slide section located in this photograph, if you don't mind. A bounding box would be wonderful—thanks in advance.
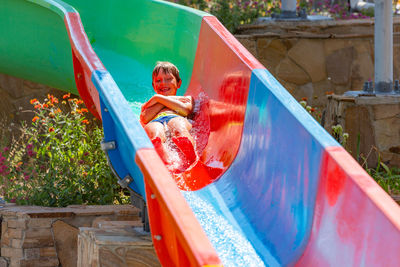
[183,69,340,266]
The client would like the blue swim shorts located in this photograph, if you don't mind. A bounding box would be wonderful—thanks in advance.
[151,114,179,124]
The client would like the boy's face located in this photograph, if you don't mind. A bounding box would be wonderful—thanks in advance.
[152,69,181,96]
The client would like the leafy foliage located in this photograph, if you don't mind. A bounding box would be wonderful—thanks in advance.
[173,0,372,33]
[0,94,129,207]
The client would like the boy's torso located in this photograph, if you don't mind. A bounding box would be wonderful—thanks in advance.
[154,95,192,118]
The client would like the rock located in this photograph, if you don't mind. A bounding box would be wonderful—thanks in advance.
[78,227,160,267]
[288,39,326,82]
[237,37,257,58]
[297,83,314,103]
[373,104,400,120]
[0,257,7,267]
[276,58,310,85]
[324,39,352,56]
[326,47,354,85]
[350,52,374,90]
[373,117,400,151]
[53,220,79,267]
[0,74,24,98]
[257,38,287,73]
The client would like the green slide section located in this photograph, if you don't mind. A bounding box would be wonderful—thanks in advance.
[0,0,77,93]
[0,0,207,115]
[67,0,207,114]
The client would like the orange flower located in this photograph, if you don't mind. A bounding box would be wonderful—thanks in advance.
[34,104,42,109]
[42,104,49,108]
[32,116,39,122]
[49,113,55,118]
[80,108,88,113]
[63,93,71,99]
[48,127,55,132]
[311,108,316,112]
[301,97,307,101]
[55,108,61,114]
[30,98,38,104]
[81,119,89,125]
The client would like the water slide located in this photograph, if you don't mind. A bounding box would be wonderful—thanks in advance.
[2,0,400,266]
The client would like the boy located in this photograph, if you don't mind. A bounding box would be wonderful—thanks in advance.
[140,62,196,165]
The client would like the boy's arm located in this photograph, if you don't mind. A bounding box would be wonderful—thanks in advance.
[140,102,164,125]
[148,95,193,116]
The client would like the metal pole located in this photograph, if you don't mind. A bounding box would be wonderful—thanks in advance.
[281,0,297,18]
[374,0,393,93]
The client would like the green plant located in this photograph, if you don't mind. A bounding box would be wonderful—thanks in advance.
[365,155,400,199]
[299,98,323,124]
[0,94,129,207]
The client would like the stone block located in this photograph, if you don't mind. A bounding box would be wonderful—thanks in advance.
[10,239,23,249]
[8,259,19,267]
[350,52,374,91]
[1,248,23,259]
[276,58,310,85]
[324,39,353,56]
[99,246,160,267]
[91,217,111,228]
[0,91,15,119]
[7,219,27,229]
[326,47,354,85]
[373,118,400,151]
[24,228,52,239]
[22,237,54,249]
[77,227,159,267]
[288,39,326,82]
[373,104,400,120]
[19,258,59,267]
[1,231,11,247]
[39,247,57,258]
[53,220,78,267]
[0,257,8,267]
[23,248,40,260]
[7,229,23,239]
[0,74,24,99]
[96,221,143,229]
[27,218,53,229]
[257,38,287,72]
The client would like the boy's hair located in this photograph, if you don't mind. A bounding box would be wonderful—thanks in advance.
[152,61,181,84]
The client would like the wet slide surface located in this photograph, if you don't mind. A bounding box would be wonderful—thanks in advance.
[2,0,400,266]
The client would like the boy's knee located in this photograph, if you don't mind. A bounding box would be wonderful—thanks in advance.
[145,123,166,142]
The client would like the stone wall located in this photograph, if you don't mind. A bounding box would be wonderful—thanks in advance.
[0,205,147,267]
[236,18,400,109]
[0,73,69,126]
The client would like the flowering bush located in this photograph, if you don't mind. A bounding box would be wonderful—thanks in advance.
[0,94,128,207]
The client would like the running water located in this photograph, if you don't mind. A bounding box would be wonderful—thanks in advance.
[182,190,268,267]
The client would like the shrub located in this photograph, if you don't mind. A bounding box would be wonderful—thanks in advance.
[174,0,372,33]
[0,94,129,207]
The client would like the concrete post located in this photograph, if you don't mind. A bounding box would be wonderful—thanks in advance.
[281,0,297,18]
[374,0,393,93]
